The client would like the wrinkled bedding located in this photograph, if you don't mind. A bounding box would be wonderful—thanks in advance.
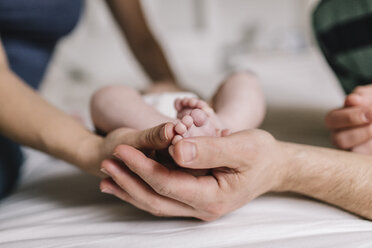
[1,51,372,247]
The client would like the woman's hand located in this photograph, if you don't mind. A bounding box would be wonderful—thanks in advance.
[99,129,288,221]
[326,85,372,154]
[77,122,175,177]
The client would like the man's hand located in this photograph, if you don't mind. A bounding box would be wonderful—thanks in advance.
[99,130,287,221]
[326,85,372,154]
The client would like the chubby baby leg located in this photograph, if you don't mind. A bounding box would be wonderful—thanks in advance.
[212,71,266,132]
[90,85,174,133]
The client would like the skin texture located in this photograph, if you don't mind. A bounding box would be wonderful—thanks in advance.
[326,85,372,154]
[90,72,265,135]
[0,21,177,177]
[0,60,176,176]
[105,0,177,84]
[0,0,180,177]
[100,129,372,221]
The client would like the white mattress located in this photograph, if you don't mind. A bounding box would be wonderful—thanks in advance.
[1,50,372,247]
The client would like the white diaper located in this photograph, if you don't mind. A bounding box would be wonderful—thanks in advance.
[143,92,198,119]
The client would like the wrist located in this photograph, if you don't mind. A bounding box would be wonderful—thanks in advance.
[272,141,298,192]
[76,134,105,177]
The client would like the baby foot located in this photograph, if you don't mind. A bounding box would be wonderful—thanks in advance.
[175,97,223,127]
[172,97,225,144]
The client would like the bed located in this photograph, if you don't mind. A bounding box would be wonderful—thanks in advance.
[1,49,372,247]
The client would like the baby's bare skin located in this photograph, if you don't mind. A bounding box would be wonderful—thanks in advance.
[91,72,265,145]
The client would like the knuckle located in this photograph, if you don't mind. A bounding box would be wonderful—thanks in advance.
[146,200,165,217]
[145,129,160,147]
[155,183,172,197]
[204,203,225,219]
[149,207,165,217]
[145,131,154,146]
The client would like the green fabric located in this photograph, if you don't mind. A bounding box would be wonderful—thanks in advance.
[313,0,372,93]
[314,0,370,32]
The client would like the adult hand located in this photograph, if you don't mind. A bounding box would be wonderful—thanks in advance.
[99,129,287,221]
[326,85,372,154]
[78,122,175,177]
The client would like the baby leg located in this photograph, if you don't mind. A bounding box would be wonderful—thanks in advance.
[212,71,266,132]
[90,85,174,133]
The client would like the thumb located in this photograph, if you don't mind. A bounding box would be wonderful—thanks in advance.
[131,122,175,150]
[169,135,239,169]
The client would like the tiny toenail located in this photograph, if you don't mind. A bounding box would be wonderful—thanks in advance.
[181,142,196,163]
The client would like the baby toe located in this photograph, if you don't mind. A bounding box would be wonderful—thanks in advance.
[190,109,208,127]
[189,98,199,108]
[175,122,187,135]
[172,135,183,145]
[177,109,192,119]
[174,98,182,111]
[196,100,209,109]
[181,115,194,128]
[181,98,190,107]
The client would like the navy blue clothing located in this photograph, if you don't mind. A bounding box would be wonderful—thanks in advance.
[0,0,83,199]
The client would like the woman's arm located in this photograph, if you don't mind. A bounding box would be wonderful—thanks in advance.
[105,0,177,84]
[0,42,175,176]
[0,43,98,172]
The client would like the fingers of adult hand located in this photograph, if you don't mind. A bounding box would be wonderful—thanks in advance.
[332,124,372,149]
[169,136,238,169]
[113,145,218,206]
[345,85,372,107]
[344,93,364,107]
[100,160,197,218]
[132,122,175,150]
[325,107,371,130]
[352,139,372,155]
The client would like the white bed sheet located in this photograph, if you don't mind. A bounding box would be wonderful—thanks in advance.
[1,50,372,247]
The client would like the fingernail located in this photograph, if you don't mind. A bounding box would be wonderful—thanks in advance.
[101,187,113,194]
[181,142,196,163]
[161,125,168,141]
[101,168,111,176]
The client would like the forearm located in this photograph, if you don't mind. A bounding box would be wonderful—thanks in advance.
[106,0,177,83]
[280,142,372,219]
[0,70,103,174]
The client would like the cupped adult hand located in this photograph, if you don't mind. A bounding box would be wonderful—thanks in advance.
[78,122,175,177]
[326,85,372,154]
[99,129,287,221]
